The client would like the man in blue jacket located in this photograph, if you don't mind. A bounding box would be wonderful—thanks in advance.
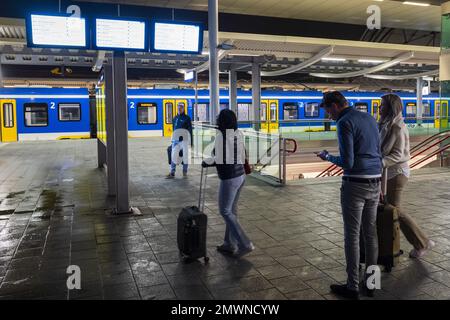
[317,91,382,299]
[167,103,193,179]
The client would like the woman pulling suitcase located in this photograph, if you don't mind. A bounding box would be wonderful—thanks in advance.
[202,109,254,258]
[379,93,435,258]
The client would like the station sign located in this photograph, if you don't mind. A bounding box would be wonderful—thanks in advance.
[26,14,88,49]
[93,17,148,51]
[184,70,194,82]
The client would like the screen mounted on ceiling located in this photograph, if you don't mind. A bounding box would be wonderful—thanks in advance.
[26,14,88,49]
[151,21,203,54]
[94,17,147,51]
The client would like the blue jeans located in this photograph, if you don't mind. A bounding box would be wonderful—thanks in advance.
[218,174,251,250]
[170,141,188,174]
[341,180,380,291]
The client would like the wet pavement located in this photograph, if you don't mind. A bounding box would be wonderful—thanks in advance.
[0,138,450,300]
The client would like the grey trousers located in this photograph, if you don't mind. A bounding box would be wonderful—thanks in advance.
[341,180,380,291]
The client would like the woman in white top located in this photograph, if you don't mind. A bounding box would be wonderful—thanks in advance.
[379,93,434,258]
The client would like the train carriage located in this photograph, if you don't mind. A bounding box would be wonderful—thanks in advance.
[0,87,448,142]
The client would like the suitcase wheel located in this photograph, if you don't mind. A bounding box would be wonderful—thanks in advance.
[204,256,209,264]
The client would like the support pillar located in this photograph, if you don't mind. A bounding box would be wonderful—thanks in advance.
[112,51,131,214]
[104,63,116,196]
[440,2,450,131]
[416,77,423,126]
[208,0,219,124]
[252,62,261,132]
[229,67,237,114]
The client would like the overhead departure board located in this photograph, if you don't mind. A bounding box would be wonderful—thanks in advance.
[151,21,203,54]
[27,14,87,48]
[94,18,147,51]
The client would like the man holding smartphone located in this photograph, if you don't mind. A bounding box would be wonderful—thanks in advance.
[317,91,382,299]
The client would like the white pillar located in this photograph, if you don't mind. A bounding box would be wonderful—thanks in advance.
[416,77,423,126]
[208,0,219,124]
[252,62,261,131]
[229,67,237,113]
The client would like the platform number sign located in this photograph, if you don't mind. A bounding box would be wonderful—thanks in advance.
[67,5,81,18]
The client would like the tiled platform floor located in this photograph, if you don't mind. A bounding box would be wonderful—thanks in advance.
[0,138,450,300]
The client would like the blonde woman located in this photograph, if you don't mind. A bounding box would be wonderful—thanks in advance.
[379,93,435,258]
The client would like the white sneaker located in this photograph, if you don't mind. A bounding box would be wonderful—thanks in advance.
[233,243,255,258]
[409,240,435,259]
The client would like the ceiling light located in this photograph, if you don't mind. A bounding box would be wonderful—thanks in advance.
[358,59,386,64]
[322,57,347,62]
[403,2,430,7]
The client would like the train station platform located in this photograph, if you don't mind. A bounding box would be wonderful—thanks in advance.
[0,138,450,300]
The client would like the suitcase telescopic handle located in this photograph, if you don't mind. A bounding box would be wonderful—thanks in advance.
[198,166,208,212]
[381,167,388,198]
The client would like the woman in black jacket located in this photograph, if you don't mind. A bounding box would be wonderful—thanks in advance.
[202,109,254,257]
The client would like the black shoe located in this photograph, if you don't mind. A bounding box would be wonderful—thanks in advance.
[330,284,359,300]
[365,286,375,298]
[216,244,235,255]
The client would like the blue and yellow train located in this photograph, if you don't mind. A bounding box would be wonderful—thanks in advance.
[0,87,448,142]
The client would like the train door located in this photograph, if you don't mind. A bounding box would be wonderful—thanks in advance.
[0,99,17,142]
[163,99,187,137]
[371,99,381,121]
[268,100,279,133]
[435,101,449,129]
[260,100,268,131]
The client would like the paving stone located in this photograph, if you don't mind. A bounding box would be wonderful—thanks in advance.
[269,276,310,294]
[139,283,176,300]
[285,288,325,300]
[1,139,450,300]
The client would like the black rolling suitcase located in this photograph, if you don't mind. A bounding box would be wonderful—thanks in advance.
[361,169,403,272]
[177,167,209,263]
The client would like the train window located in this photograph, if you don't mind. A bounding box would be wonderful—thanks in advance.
[196,103,209,122]
[406,103,417,117]
[2,103,14,128]
[260,102,267,121]
[58,103,81,121]
[423,103,431,117]
[137,103,157,124]
[305,102,319,118]
[283,103,298,120]
[165,102,173,124]
[220,103,229,110]
[24,103,48,127]
[270,103,277,121]
[354,102,368,112]
[237,103,250,121]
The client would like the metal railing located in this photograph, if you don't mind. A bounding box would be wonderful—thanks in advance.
[192,122,297,185]
[317,129,450,178]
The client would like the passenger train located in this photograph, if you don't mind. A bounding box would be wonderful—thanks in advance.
[0,87,448,142]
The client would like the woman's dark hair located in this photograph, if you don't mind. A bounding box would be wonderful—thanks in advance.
[217,109,238,132]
